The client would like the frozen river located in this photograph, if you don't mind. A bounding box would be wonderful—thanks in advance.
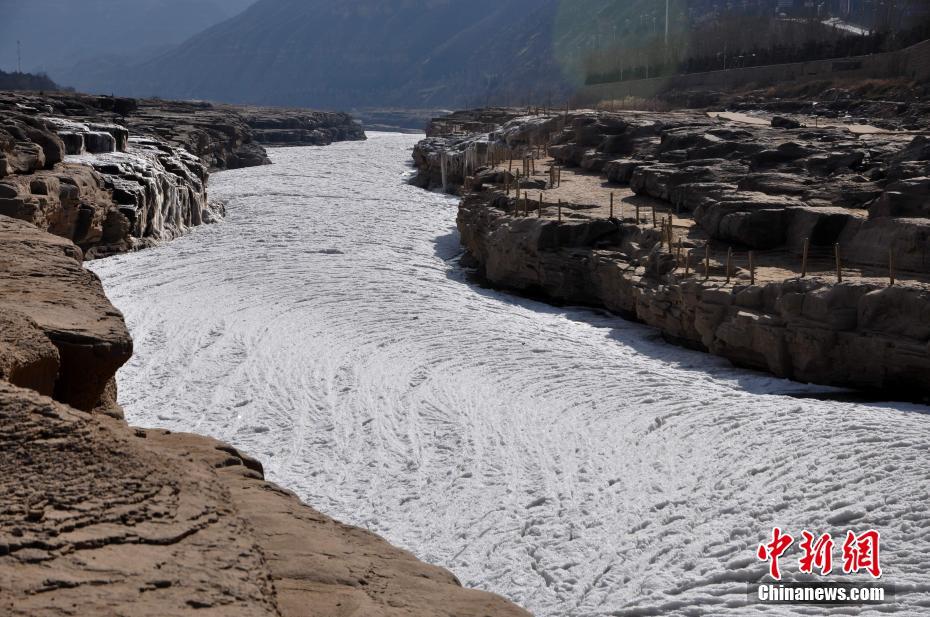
[90,133,930,616]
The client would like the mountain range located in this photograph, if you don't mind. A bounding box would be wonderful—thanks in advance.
[0,0,256,87]
[4,0,854,110]
[18,0,691,110]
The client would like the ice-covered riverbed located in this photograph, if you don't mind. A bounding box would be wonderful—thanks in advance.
[90,133,930,616]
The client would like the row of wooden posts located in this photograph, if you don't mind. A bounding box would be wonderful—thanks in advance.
[507,189,899,287]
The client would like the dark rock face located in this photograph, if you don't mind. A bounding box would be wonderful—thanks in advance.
[772,116,803,129]
[237,107,366,147]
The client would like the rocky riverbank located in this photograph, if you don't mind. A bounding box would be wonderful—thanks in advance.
[416,107,930,394]
[0,94,529,615]
[0,91,366,257]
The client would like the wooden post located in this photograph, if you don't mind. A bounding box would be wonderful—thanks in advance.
[652,208,657,228]
[676,237,683,266]
[440,150,448,193]
[889,248,896,287]
[558,200,562,223]
[508,150,513,174]
[726,247,733,285]
[685,251,691,276]
[636,203,640,224]
[557,166,561,187]
[660,217,665,249]
[835,243,842,283]
[610,192,614,219]
[749,251,755,285]
[538,193,543,218]
[801,238,809,278]
[704,244,711,280]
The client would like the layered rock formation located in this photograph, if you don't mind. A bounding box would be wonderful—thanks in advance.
[0,214,530,615]
[235,106,366,147]
[0,91,365,257]
[417,107,930,393]
[457,194,930,392]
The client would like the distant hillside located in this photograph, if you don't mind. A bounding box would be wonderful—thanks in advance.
[0,0,256,87]
[53,0,894,110]
[72,0,692,109]
[0,70,59,92]
[78,0,550,108]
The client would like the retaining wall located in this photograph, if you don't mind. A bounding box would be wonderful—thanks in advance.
[578,38,930,103]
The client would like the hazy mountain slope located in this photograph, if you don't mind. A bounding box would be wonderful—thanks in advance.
[0,0,256,85]
[72,0,711,108]
[100,0,562,108]
[70,0,588,107]
[53,0,755,109]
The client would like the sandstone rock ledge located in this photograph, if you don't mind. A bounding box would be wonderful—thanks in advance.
[0,220,529,615]
[417,107,930,394]
[457,193,930,393]
[0,384,530,617]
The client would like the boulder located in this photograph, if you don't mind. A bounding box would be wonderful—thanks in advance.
[605,159,641,184]
[868,177,930,218]
[840,216,930,272]
[772,116,802,129]
[0,215,131,411]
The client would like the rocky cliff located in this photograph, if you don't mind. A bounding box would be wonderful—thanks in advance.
[0,91,365,258]
[457,194,930,393]
[417,107,930,394]
[0,219,529,615]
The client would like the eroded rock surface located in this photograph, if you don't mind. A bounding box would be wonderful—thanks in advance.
[0,215,131,411]
[0,213,530,615]
[457,194,930,392]
[0,91,366,257]
[418,107,930,393]
[0,383,530,617]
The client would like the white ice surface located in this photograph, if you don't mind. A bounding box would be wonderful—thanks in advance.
[89,133,930,616]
